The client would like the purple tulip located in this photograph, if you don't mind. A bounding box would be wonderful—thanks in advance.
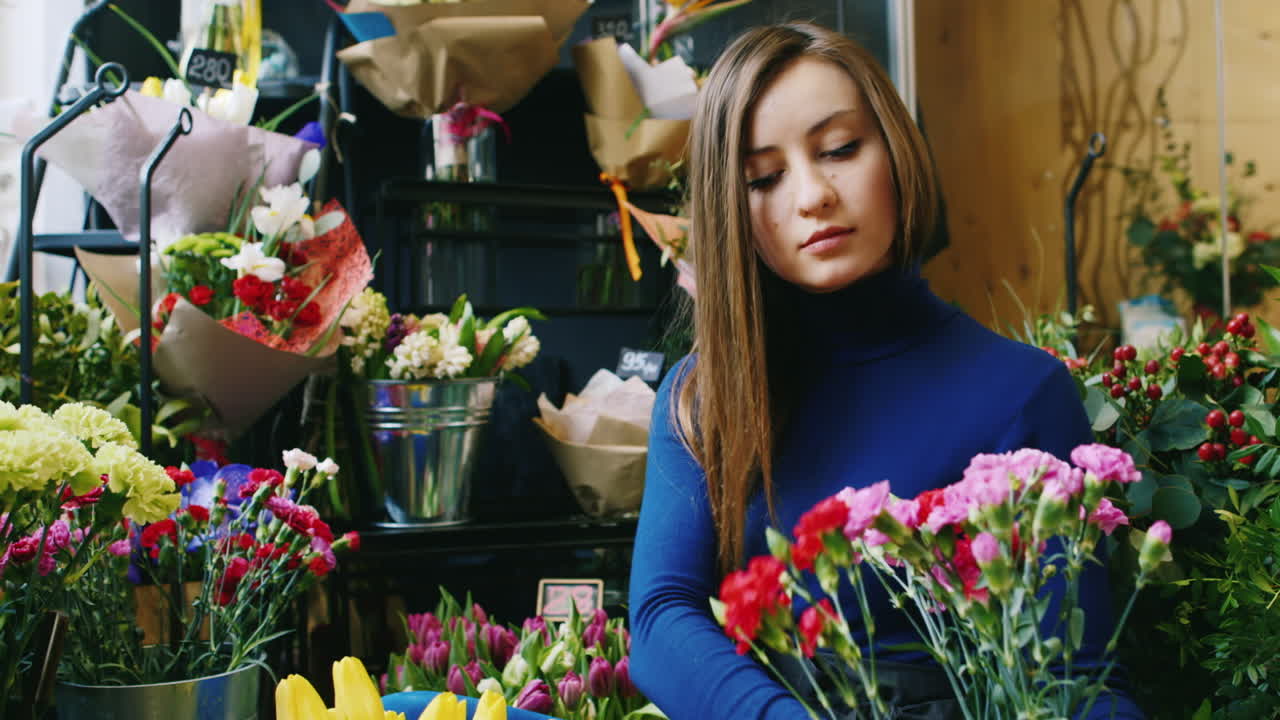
[464,621,477,659]
[484,624,517,668]
[557,671,584,710]
[407,642,427,666]
[587,656,614,698]
[590,609,608,626]
[471,602,489,625]
[514,679,554,714]
[581,621,605,650]
[408,612,441,642]
[523,616,550,645]
[424,640,451,674]
[620,627,631,653]
[446,661,483,695]
[616,656,636,698]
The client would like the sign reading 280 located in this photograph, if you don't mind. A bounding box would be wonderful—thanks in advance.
[185,49,237,89]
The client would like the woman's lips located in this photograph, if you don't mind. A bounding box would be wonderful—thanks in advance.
[802,227,854,253]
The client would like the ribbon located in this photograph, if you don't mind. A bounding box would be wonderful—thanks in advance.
[601,173,642,282]
[442,102,512,143]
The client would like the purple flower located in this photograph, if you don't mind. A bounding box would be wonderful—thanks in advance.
[1071,444,1142,484]
[423,640,450,673]
[464,620,477,659]
[615,656,637,698]
[523,616,550,645]
[1149,520,1173,545]
[581,621,605,650]
[836,480,890,539]
[471,602,489,624]
[408,612,441,643]
[969,532,1002,565]
[557,671,584,710]
[107,539,131,557]
[484,623,516,668]
[514,679,553,714]
[294,120,326,149]
[385,314,411,352]
[1087,498,1130,536]
[445,660,483,695]
[587,656,615,698]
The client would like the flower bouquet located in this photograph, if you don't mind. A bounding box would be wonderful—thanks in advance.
[1121,115,1280,320]
[383,589,657,720]
[713,444,1169,719]
[0,402,180,717]
[56,448,357,689]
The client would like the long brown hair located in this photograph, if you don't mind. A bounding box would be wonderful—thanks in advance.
[674,22,940,575]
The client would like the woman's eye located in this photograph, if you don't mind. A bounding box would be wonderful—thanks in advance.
[821,139,860,158]
[746,172,781,191]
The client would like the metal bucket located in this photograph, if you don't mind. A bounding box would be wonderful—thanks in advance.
[365,377,498,527]
[55,663,259,720]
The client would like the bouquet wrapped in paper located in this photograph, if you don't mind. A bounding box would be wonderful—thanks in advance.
[335,0,591,118]
[534,369,654,518]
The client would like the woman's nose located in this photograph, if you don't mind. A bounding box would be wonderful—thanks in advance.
[796,163,837,218]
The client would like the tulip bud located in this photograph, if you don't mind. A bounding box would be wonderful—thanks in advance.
[615,656,637,698]
[523,616,550,645]
[474,689,506,720]
[275,674,329,720]
[502,654,530,688]
[485,624,516,667]
[558,671,584,710]
[514,679,553,714]
[476,677,503,696]
[1139,520,1173,575]
[471,602,489,625]
[423,640,450,674]
[587,656,615,698]
[420,692,467,720]
[581,621,605,650]
[332,657,383,720]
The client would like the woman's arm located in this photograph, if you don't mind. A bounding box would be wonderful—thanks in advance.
[629,361,809,720]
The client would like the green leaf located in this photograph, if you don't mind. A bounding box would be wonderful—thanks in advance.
[1257,447,1280,477]
[457,312,476,357]
[1191,698,1211,720]
[448,294,470,324]
[622,703,670,720]
[471,329,509,377]
[483,307,548,331]
[1253,314,1280,357]
[1242,404,1276,438]
[1151,485,1202,529]
[1262,264,1280,285]
[1068,607,1086,652]
[1084,386,1121,432]
[1146,396,1210,451]
[1127,216,1156,247]
[1175,354,1209,399]
[1127,472,1158,517]
[1270,496,1280,527]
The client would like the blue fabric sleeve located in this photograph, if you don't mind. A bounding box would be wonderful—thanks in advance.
[994,362,1145,720]
[629,361,810,720]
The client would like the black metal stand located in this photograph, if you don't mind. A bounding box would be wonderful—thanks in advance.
[1065,132,1107,317]
[16,63,128,404]
[137,108,194,456]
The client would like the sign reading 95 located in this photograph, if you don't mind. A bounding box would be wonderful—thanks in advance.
[537,579,604,621]
[185,48,237,89]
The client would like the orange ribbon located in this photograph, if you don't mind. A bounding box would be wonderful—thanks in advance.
[600,173,642,281]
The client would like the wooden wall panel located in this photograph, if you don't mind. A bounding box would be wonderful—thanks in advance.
[915,0,1280,333]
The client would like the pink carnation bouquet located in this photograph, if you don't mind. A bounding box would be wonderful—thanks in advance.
[713,444,1171,719]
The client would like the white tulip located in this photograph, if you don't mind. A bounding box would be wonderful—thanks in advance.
[251,183,310,239]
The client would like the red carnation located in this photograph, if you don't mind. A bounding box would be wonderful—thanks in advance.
[165,466,196,487]
[248,468,284,487]
[268,299,299,322]
[340,531,361,552]
[158,292,180,316]
[8,537,38,563]
[308,554,334,577]
[232,275,272,309]
[915,489,947,528]
[188,434,230,466]
[295,302,321,327]
[140,519,178,550]
[719,555,790,654]
[188,285,214,306]
[281,276,313,301]
[791,496,849,571]
[185,505,210,523]
[798,598,834,657]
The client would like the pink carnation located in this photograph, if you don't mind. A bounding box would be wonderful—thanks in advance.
[1087,498,1130,535]
[836,480,891,540]
[925,489,973,533]
[887,497,920,529]
[1148,520,1172,544]
[1070,444,1142,484]
[107,539,132,557]
[1009,448,1081,495]
[970,532,1002,565]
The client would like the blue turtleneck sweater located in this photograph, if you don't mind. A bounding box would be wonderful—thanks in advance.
[628,268,1144,719]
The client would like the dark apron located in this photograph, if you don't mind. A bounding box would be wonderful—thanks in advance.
[770,651,963,720]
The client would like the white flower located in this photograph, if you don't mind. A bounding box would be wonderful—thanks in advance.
[197,82,259,126]
[476,678,503,696]
[502,316,530,344]
[317,457,340,476]
[418,313,449,331]
[251,183,310,239]
[162,78,192,107]
[1191,232,1244,269]
[282,448,318,471]
[433,323,473,378]
[500,317,539,371]
[219,241,286,282]
[502,655,530,688]
[388,331,440,380]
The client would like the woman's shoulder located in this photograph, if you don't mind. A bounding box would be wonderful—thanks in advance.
[934,308,1069,383]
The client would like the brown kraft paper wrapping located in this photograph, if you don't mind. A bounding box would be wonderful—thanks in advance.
[338,0,590,117]
[572,36,690,190]
[533,417,646,518]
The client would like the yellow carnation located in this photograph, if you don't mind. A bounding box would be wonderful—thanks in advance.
[0,428,94,494]
[92,442,180,523]
[53,403,137,449]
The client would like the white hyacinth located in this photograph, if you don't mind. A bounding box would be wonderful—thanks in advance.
[500,316,540,371]
[341,289,391,375]
[433,323,473,378]
[387,331,439,380]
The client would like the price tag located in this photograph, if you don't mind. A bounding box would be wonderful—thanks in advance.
[591,14,633,45]
[537,578,604,621]
[616,347,664,383]
[184,48,237,89]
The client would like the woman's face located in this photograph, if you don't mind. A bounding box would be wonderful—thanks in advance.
[743,57,898,293]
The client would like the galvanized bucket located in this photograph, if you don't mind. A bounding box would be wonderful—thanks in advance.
[55,663,259,720]
[365,377,498,526]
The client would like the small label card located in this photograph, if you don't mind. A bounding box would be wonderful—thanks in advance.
[616,347,664,383]
[591,14,633,45]
[537,578,605,621]
[184,48,237,89]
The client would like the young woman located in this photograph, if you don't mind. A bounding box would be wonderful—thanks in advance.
[628,23,1144,719]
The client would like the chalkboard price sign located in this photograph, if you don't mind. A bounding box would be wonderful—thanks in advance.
[185,48,237,89]
[537,578,604,621]
[616,347,664,383]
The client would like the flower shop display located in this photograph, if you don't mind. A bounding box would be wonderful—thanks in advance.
[534,369,653,519]
[337,290,545,525]
[1121,107,1280,321]
[1006,293,1280,717]
[382,589,660,720]
[278,655,512,720]
[0,401,180,717]
[55,448,356,706]
[713,443,1165,719]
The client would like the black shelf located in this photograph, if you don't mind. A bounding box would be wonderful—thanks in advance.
[378,178,679,214]
[344,514,638,562]
[404,229,641,249]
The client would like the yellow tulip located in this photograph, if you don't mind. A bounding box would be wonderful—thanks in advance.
[140,77,163,98]
[333,657,386,720]
[417,692,466,720]
[473,690,507,720]
[275,674,330,720]
[385,713,407,720]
